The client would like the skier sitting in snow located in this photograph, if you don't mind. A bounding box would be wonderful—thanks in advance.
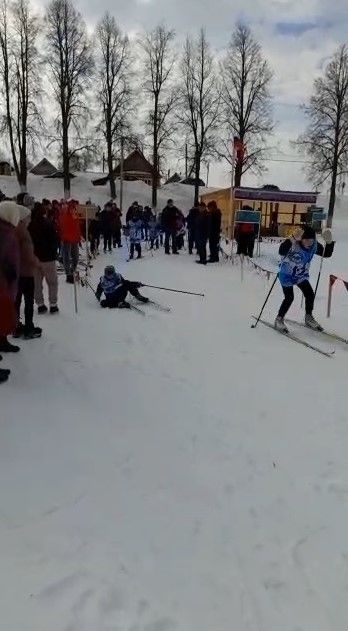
[275,225,334,333]
[96,265,149,309]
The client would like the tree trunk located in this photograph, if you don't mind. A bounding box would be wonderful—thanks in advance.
[327,133,339,228]
[107,133,116,199]
[62,125,70,199]
[152,99,158,209]
[327,171,337,228]
[194,150,201,206]
[234,160,243,188]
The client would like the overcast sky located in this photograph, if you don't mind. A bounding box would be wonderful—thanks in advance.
[42,0,348,191]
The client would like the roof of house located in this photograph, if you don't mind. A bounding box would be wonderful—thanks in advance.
[235,186,318,204]
[44,170,76,179]
[181,176,206,187]
[31,158,57,176]
[203,185,318,204]
[165,172,182,184]
[114,149,160,178]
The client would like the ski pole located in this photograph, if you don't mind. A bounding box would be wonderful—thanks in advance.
[141,284,204,297]
[314,252,325,298]
[85,278,99,300]
[251,273,278,329]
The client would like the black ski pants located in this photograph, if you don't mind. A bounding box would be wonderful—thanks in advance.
[103,231,112,252]
[164,230,177,254]
[278,280,314,319]
[130,243,141,259]
[15,276,34,330]
[112,229,122,248]
[101,281,144,308]
[188,230,195,254]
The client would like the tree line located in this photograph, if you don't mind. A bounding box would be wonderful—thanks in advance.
[0,0,346,224]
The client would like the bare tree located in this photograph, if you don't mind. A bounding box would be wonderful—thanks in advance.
[45,0,93,198]
[140,24,176,208]
[297,45,348,227]
[178,29,221,205]
[96,12,132,199]
[0,0,42,192]
[221,23,273,187]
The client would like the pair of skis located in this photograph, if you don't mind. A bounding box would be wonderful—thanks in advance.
[253,316,348,358]
[130,299,171,316]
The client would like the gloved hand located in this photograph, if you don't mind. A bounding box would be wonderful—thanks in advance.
[322,228,333,244]
[136,282,144,288]
[292,227,304,241]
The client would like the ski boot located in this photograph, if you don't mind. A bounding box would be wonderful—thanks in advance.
[274,316,289,334]
[23,326,42,340]
[305,314,323,332]
[0,337,20,352]
[38,304,48,314]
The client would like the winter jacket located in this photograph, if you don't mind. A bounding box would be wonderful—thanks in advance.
[126,205,138,223]
[109,207,122,231]
[208,208,222,240]
[148,218,160,239]
[59,209,81,244]
[279,238,334,287]
[96,272,124,299]
[16,221,39,277]
[186,207,199,232]
[0,217,20,301]
[128,219,143,244]
[161,205,180,231]
[100,208,113,233]
[143,208,153,224]
[195,210,210,244]
[29,216,59,262]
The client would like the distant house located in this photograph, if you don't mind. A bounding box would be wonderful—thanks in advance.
[165,172,182,184]
[181,176,206,187]
[31,158,57,177]
[45,170,76,179]
[0,161,12,176]
[92,149,160,187]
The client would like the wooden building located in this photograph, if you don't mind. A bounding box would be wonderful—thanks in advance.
[31,158,57,176]
[201,185,318,236]
[93,149,160,187]
[0,161,12,176]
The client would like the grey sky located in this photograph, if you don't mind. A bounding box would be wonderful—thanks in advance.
[40,0,348,191]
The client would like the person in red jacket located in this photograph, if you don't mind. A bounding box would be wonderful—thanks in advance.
[59,201,81,283]
[0,200,21,381]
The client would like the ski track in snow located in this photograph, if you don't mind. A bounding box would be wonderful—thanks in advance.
[1,224,348,631]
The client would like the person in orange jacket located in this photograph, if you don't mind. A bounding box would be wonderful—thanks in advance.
[59,201,81,283]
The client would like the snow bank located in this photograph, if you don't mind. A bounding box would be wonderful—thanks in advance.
[0,173,199,213]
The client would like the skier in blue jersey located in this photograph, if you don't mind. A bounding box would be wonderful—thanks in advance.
[96,265,149,308]
[275,225,334,333]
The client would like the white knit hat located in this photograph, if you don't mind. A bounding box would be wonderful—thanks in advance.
[0,200,22,226]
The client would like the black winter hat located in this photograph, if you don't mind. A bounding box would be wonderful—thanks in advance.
[104,265,116,277]
[302,226,316,240]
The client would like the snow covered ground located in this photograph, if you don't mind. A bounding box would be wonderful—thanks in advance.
[1,220,348,631]
[0,172,199,213]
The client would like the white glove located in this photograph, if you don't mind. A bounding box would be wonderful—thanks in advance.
[322,228,333,244]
